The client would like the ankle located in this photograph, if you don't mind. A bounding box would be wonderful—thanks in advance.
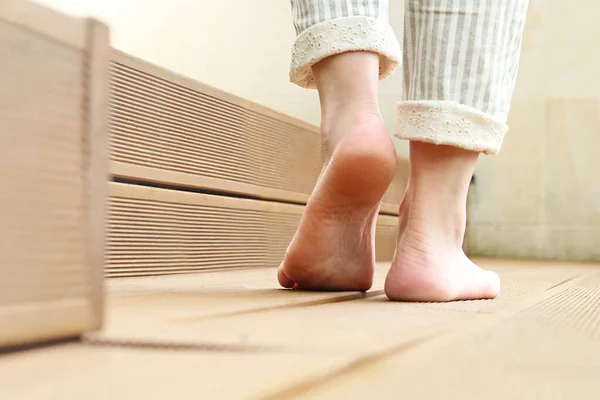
[408,141,477,200]
[320,100,381,132]
[313,51,380,105]
[320,107,384,159]
[313,52,382,159]
[401,183,467,248]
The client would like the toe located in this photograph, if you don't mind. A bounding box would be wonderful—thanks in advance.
[456,269,501,301]
[277,265,295,289]
[485,270,501,298]
[465,269,501,300]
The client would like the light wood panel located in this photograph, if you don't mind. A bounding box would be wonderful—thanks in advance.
[93,260,596,350]
[0,343,355,400]
[3,260,600,399]
[0,0,109,348]
[100,264,389,341]
[297,268,600,400]
[108,50,406,213]
[92,260,572,353]
[107,183,398,277]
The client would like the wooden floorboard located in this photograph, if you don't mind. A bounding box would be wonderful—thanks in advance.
[0,342,353,399]
[1,259,599,399]
[296,268,600,400]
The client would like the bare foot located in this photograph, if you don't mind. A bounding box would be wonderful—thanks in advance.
[278,116,396,291]
[385,142,500,302]
[277,51,397,291]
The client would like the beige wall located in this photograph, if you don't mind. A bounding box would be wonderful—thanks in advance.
[34,0,409,157]
[466,0,600,261]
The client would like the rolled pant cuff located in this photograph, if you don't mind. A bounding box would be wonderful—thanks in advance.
[290,16,401,89]
[394,101,508,155]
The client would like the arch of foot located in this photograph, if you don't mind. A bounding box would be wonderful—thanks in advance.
[288,1,401,90]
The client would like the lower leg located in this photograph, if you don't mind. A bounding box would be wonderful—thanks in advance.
[385,142,500,301]
[278,52,397,291]
[315,52,384,162]
[385,0,529,301]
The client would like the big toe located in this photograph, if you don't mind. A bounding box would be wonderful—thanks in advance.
[484,270,501,297]
[461,269,501,300]
[277,265,295,289]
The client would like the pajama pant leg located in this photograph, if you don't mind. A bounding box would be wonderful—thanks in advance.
[397,0,530,154]
[289,0,529,155]
[289,0,402,89]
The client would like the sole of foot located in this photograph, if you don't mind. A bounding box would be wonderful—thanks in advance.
[277,119,397,291]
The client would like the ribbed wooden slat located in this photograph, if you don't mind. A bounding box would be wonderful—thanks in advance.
[375,222,398,262]
[0,1,109,348]
[108,50,405,213]
[107,183,398,277]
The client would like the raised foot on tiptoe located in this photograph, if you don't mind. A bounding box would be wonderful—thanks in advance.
[277,120,397,292]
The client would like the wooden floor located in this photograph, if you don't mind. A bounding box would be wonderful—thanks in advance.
[2,258,600,399]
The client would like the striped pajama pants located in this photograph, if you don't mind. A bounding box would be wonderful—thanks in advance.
[289,0,530,154]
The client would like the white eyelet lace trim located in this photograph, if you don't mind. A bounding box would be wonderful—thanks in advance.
[290,16,401,89]
[394,101,508,155]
